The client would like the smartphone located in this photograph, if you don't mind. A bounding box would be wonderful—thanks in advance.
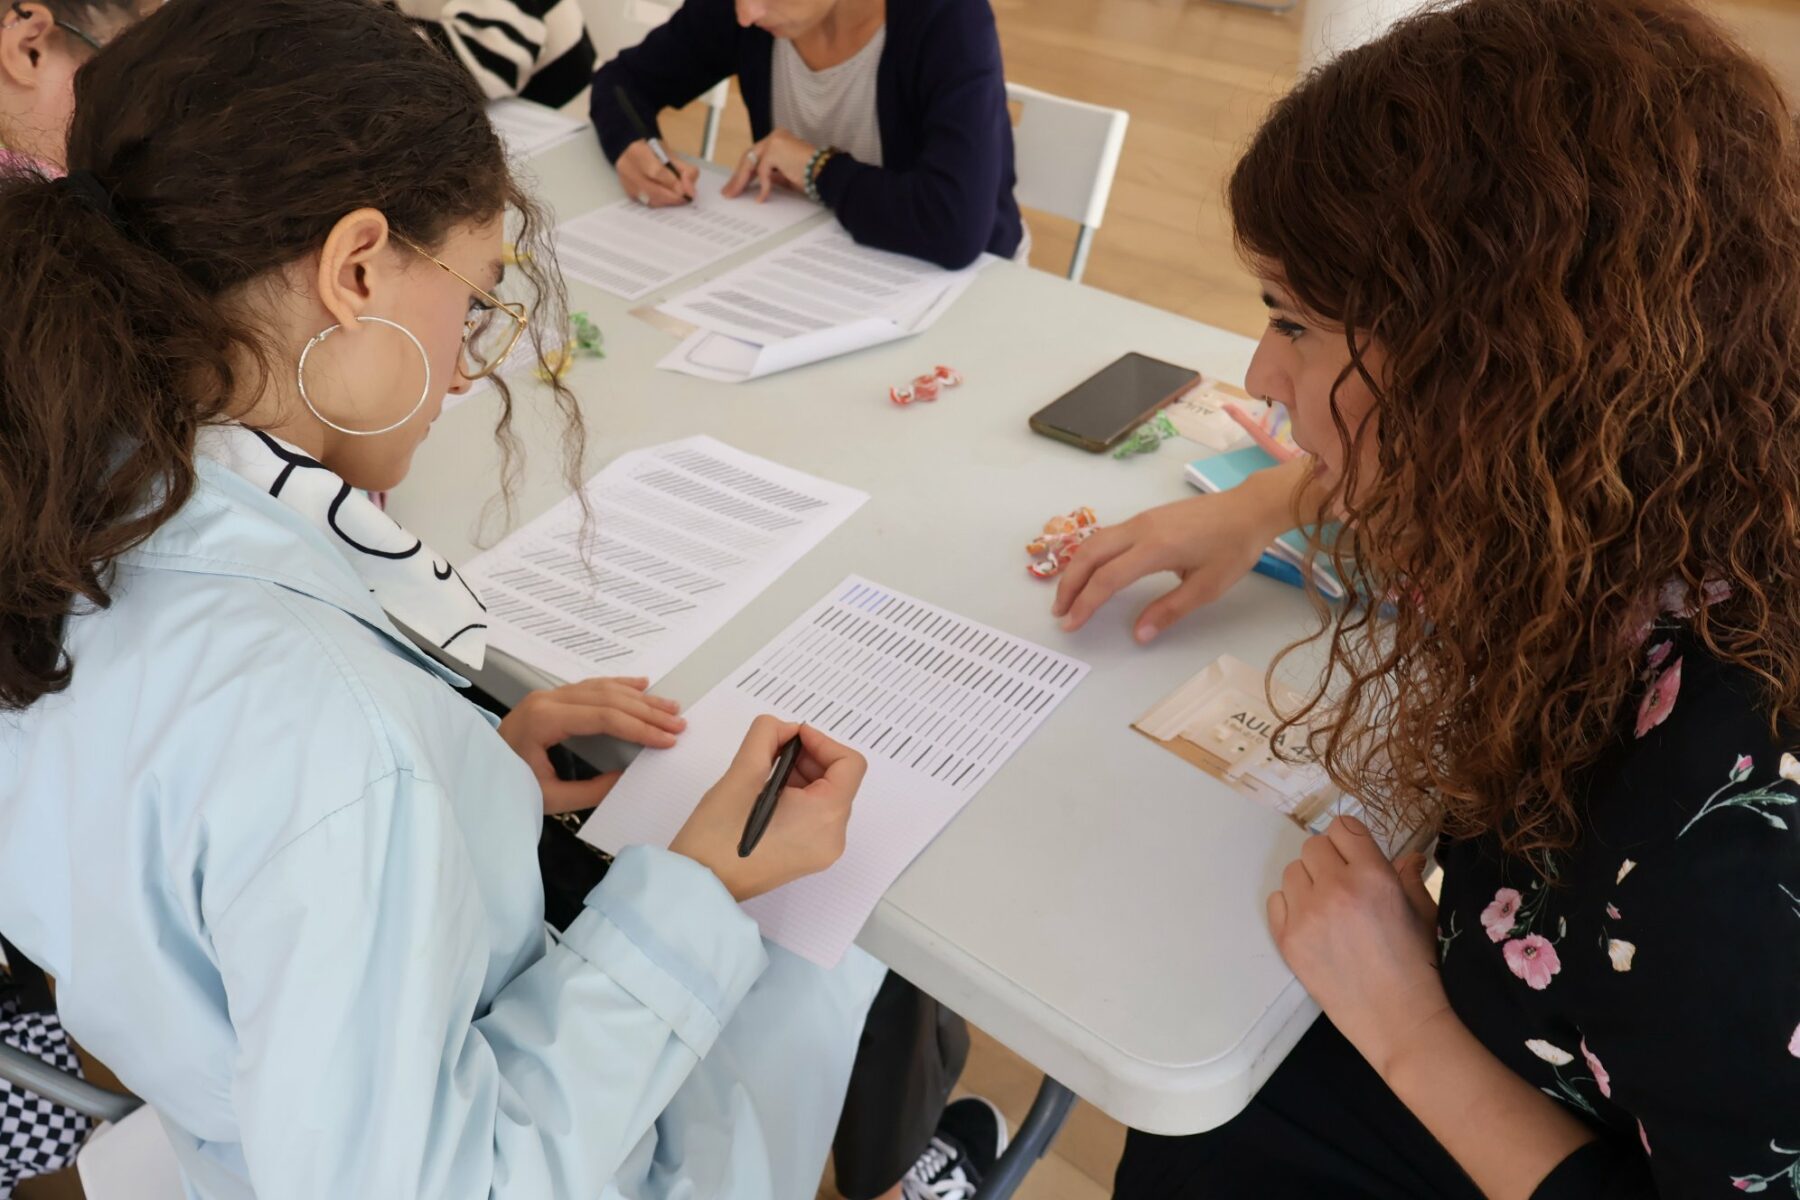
[1028,353,1202,453]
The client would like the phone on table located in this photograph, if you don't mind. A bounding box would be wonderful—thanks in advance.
[1028,352,1202,453]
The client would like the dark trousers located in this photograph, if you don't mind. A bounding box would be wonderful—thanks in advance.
[526,712,965,1199]
[1113,1017,1484,1200]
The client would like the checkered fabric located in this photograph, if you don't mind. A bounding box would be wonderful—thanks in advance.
[0,990,91,1197]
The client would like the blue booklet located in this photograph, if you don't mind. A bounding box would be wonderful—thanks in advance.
[1183,447,1347,601]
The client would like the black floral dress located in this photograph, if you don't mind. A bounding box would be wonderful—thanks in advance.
[1438,588,1800,1197]
[1115,585,1800,1200]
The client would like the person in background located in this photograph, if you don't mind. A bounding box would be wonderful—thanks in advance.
[591,0,1024,270]
[0,2,891,1197]
[383,0,597,111]
[1076,1,1800,1197]
[0,0,144,171]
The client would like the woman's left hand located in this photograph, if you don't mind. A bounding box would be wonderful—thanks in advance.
[1268,816,1452,1078]
[723,129,818,202]
[498,677,686,815]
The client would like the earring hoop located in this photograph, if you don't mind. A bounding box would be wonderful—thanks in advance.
[297,315,432,437]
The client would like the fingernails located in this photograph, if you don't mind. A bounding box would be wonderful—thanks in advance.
[1134,623,1158,644]
[1061,616,1078,632]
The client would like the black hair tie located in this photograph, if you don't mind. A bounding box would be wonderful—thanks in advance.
[55,168,125,230]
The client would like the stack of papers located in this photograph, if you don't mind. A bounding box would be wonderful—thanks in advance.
[555,172,818,302]
[487,99,590,161]
[464,436,867,684]
[656,223,988,382]
[581,576,1089,965]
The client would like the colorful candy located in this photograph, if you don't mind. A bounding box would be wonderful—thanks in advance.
[889,365,964,405]
[1112,412,1179,458]
[1026,507,1099,579]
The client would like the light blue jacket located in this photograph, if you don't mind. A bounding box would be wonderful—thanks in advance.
[0,459,778,1197]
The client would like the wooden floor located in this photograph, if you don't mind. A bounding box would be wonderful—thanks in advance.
[18,2,1800,1198]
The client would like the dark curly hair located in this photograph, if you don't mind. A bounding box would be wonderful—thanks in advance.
[1230,0,1800,859]
[0,0,583,709]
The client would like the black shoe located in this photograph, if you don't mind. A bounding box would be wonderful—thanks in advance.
[901,1096,1010,1200]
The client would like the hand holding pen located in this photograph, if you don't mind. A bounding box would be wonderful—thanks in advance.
[614,87,698,206]
[669,717,866,903]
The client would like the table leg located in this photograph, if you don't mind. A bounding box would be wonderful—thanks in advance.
[976,1076,1076,1199]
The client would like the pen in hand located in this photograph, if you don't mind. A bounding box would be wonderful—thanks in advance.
[738,733,803,857]
[614,85,691,199]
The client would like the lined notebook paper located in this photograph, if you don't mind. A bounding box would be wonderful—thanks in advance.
[580,576,1089,965]
[487,99,589,161]
[554,171,818,301]
[464,437,866,684]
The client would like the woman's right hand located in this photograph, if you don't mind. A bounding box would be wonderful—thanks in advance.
[1053,457,1312,642]
[669,716,865,902]
[615,139,698,207]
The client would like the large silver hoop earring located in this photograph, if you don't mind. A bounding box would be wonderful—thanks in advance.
[297,315,432,437]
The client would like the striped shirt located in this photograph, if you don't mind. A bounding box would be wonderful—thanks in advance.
[769,25,886,168]
[386,0,597,110]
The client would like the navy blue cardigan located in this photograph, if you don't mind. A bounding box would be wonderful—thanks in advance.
[590,0,1021,270]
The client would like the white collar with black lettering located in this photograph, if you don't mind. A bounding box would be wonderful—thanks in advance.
[196,424,488,670]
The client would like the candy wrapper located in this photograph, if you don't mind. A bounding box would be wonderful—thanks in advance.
[1112,412,1179,458]
[1026,506,1098,579]
[533,311,606,383]
[890,365,963,406]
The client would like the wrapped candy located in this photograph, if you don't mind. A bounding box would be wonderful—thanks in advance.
[1026,507,1099,579]
[532,311,605,383]
[889,365,963,406]
[1112,412,1179,458]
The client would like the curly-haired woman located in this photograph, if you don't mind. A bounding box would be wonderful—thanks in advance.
[1061,1,1800,1196]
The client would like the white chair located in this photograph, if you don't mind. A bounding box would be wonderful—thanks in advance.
[580,0,730,161]
[1005,82,1129,284]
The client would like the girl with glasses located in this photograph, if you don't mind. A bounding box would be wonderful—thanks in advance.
[0,2,887,1197]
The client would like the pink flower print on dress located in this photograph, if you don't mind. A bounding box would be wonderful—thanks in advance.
[1638,1120,1651,1157]
[1481,888,1523,943]
[1580,1039,1612,1099]
[1635,658,1682,738]
[1608,939,1636,972]
[1645,641,1673,672]
[1503,935,1562,990]
[1789,1021,1800,1059]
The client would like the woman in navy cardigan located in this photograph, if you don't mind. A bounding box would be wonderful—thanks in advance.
[591,0,1023,270]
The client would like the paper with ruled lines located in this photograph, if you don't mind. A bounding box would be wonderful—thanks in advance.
[464,437,866,684]
[579,576,1089,965]
[554,168,818,302]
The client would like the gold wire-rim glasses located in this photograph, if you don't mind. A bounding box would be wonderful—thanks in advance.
[394,232,529,381]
